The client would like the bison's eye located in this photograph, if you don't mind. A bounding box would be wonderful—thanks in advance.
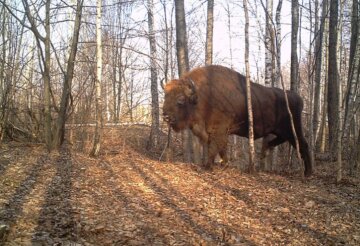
[177,96,186,106]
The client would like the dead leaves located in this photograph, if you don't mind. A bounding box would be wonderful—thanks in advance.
[0,133,359,245]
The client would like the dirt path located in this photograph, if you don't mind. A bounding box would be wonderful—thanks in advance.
[0,141,359,245]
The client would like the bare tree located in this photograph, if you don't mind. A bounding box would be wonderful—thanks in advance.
[243,0,255,173]
[313,0,328,144]
[264,0,275,88]
[53,0,84,149]
[90,0,103,157]
[291,0,300,93]
[175,0,192,163]
[344,0,360,175]
[147,0,160,149]
[205,0,214,66]
[262,0,277,172]
[344,0,359,140]
[328,0,339,155]
[275,0,282,88]
[0,7,26,142]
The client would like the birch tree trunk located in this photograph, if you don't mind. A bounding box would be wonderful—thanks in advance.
[263,0,276,172]
[336,0,345,182]
[147,0,160,149]
[313,0,328,143]
[205,0,214,66]
[265,0,274,88]
[275,0,282,89]
[243,0,255,173]
[224,2,239,162]
[291,0,299,93]
[271,0,283,171]
[202,0,214,163]
[90,0,103,157]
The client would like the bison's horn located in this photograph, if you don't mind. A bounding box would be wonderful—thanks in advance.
[189,78,196,93]
[188,78,198,104]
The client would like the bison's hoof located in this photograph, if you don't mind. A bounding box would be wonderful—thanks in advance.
[304,170,313,177]
[220,163,229,171]
[201,164,213,171]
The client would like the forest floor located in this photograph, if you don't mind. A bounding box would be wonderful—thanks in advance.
[0,125,359,246]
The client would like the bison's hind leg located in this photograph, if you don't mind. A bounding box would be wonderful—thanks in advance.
[298,137,313,177]
[260,135,286,170]
[288,136,313,177]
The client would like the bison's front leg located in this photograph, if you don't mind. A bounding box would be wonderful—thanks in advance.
[204,132,228,170]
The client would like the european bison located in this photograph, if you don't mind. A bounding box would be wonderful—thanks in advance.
[163,65,313,176]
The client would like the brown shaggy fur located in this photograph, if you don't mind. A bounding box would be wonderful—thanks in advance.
[163,65,313,176]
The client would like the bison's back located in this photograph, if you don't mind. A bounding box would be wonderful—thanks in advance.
[184,65,248,120]
[184,65,304,140]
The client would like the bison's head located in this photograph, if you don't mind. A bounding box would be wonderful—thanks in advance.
[163,78,198,132]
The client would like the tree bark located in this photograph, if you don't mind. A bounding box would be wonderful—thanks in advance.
[174,0,193,163]
[53,0,84,149]
[44,0,52,151]
[327,0,339,154]
[90,0,103,157]
[147,0,160,149]
[344,0,359,141]
[243,0,255,173]
[291,0,299,93]
[205,0,214,66]
[265,0,274,88]
[175,0,189,75]
[275,0,282,88]
[313,0,328,143]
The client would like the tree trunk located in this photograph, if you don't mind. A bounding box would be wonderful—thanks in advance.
[270,0,283,171]
[319,77,328,153]
[161,0,170,82]
[291,0,299,93]
[313,0,328,143]
[275,0,282,89]
[175,0,189,76]
[336,0,345,182]
[147,0,160,149]
[337,58,343,182]
[175,0,193,163]
[263,0,277,172]
[225,2,234,68]
[44,0,52,151]
[327,0,339,154]
[308,0,315,171]
[90,0,103,157]
[202,0,214,163]
[224,2,238,162]
[112,41,119,123]
[265,0,274,88]
[116,44,123,122]
[344,0,359,141]
[205,0,214,66]
[53,0,84,149]
[243,0,255,173]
